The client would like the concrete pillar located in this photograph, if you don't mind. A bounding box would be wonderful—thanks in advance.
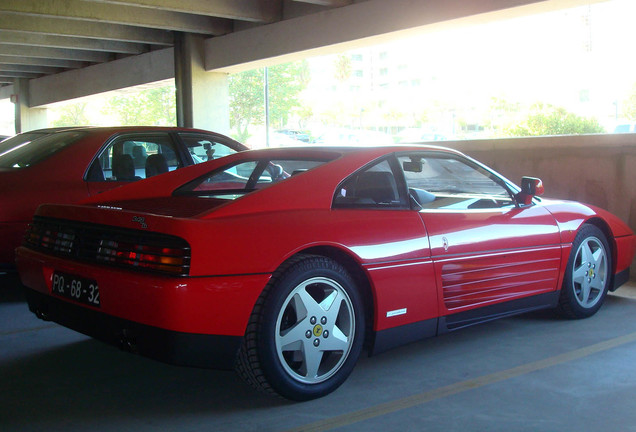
[174,33,230,134]
[13,79,47,133]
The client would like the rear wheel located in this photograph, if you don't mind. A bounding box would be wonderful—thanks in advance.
[236,255,365,401]
[557,225,611,319]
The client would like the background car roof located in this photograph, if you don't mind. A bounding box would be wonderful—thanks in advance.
[80,144,465,218]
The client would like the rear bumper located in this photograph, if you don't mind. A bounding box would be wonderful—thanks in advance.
[17,246,272,370]
[611,267,630,292]
[25,287,241,370]
[0,220,29,272]
[0,262,16,273]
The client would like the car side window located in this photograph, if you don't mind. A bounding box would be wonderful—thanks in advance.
[333,158,407,209]
[87,134,180,182]
[179,133,239,164]
[397,152,514,210]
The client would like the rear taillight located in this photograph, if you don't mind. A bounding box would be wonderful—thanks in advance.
[97,240,190,275]
[24,217,191,276]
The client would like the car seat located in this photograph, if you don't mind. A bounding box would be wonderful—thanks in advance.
[355,171,399,204]
[112,154,139,181]
[132,145,148,168]
[145,154,169,178]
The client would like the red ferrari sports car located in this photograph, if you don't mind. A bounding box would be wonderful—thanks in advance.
[16,145,635,400]
[0,126,245,272]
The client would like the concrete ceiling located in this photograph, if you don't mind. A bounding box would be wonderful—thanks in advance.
[0,0,608,103]
[0,0,352,87]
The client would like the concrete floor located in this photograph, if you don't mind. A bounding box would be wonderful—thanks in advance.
[2,273,636,432]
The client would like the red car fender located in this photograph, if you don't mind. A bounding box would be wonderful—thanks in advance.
[543,199,636,276]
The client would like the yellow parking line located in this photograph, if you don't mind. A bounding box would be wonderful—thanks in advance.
[0,324,57,337]
[611,290,636,299]
[287,331,636,432]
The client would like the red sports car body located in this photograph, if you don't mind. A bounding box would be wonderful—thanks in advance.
[0,126,245,272]
[16,145,636,400]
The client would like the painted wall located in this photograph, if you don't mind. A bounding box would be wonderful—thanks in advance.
[445,133,636,275]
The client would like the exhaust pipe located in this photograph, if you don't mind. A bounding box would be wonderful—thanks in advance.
[119,330,138,353]
[35,308,50,321]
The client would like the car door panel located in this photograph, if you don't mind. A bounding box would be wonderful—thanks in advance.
[420,205,561,314]
[86,180,132,196]
[396,151,563,316]
[328,209,437,331]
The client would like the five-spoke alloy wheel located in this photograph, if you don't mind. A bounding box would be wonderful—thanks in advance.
[275,276,356,385]
[236,255,365,401]
[558,224,612,319]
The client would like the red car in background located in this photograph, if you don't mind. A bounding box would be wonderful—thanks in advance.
[16,145,636,400]
[0,126,245,272]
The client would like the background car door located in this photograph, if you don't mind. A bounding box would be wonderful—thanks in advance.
[85,133,182,195]
[397,152,562,316]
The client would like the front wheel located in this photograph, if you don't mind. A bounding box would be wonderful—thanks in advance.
[236,255,365,401]
[557,225,612,319]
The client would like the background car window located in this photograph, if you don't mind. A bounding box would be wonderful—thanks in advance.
[333,159,405,208]
[0,131,55,155]
[179,133,239,164]
[89,134,180,182]
[0,131,86,169]
[398,153,514,210]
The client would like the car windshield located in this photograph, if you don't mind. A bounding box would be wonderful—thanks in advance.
[397,153,515,210]
[174,157,331,199]
[0,131,87,169]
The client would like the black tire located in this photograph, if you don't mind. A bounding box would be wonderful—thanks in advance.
[557,224,612,319]
[235,255,365,401]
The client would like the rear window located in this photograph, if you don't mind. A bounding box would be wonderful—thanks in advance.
[0,131,87,169]
[174,158,329,200]
[0,131,51,155]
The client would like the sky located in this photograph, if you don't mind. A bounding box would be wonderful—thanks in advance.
[2,0,636,136]
[303,0,636,131]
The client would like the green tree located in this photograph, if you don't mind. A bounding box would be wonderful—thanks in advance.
[334,54,352,82]
[52,102,89,126]
[102,86,176,126]
[229,61,310,142]
[621,82,636,120]
[229,69,264,141]
[295,105,314,129]
[269,61,310,129]
[507,104,605,136]
[145,87,176,125]
[485,96,522,135]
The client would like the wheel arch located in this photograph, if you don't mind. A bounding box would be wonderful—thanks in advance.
[284,245,376,350]
[583,216,617,276]
[556,220,614,319]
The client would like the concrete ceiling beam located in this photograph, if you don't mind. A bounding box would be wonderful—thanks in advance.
[0,0,231,35]
[0,55,85,69]
[0,64,64,75]
[0,71,42,79]
[0,45,112,63]
[0,13,173,45]
[292,0,352,6]
[0,30,148,54]
[83,0,280,23]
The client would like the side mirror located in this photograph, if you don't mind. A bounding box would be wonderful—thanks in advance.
[521,177,544,196]
[516,176,544,205]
